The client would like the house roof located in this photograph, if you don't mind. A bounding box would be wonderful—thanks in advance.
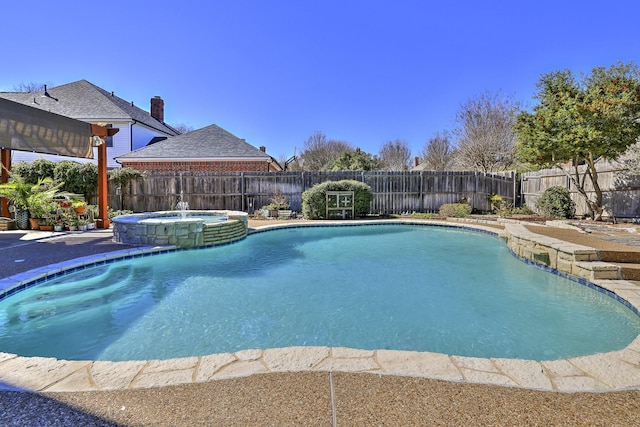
[0,80,179,136]
[115,123,276,161]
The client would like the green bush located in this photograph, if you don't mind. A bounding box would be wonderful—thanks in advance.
[438,203,472,218]
[11,159,57,184]
[301,180,372,219]
[54,161,98,199]
[535,186,575,219]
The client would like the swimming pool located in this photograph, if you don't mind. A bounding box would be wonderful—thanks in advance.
[0,223,638,362]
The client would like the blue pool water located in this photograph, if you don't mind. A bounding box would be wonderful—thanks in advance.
[0,224,638,362]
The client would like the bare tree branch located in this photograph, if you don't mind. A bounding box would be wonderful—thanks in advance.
[454,91,519,173]
[420,132,456,171]
[379,139,411,171]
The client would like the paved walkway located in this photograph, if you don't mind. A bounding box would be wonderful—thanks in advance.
[1,221,640,425]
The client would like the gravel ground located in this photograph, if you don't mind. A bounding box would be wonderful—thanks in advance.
[2,373,640,426]
[1,221,640,426]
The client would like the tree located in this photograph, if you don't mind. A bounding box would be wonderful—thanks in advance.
[420,132,456,171]
[12,81,52,92]
[618,138,640,179]
[298,131,352,170]
[172,123,195,134]
[325,148,381,171]
[453,91,519,173]
[379,139,411,171]
[515,61,640,220]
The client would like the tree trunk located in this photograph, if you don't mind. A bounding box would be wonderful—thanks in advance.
[586,154,604,221]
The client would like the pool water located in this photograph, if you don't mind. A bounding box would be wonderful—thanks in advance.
[0,224,638,361]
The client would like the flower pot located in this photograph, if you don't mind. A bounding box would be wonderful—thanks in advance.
[14,208,30,230]
[29,217,40,230]
[74,207,86,214]
[39,224,53,231]
[54,225,63,232]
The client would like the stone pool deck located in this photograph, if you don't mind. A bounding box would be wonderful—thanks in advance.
[1,219,640,425]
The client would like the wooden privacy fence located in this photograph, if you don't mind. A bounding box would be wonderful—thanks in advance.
[521,160,640,219]
[109,170,518,215]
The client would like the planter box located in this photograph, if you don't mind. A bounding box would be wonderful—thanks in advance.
[0,218,17,231]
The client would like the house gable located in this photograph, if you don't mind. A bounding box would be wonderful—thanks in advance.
[116,124,282,173]
[0,80,179,168]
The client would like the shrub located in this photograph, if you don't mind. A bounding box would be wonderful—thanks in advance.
[439,203,472,218]
[535,186,575,219]
[12,159,57,184]
[488,193,504,211]
[108,167,144,188]
[54,161,98,199]
[301,180,372,219]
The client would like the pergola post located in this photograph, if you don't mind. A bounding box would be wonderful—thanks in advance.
[1,148,10,218]
[91,124,118,229]
[97,142,109,228]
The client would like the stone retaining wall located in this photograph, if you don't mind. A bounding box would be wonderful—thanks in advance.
[504,223,620,281]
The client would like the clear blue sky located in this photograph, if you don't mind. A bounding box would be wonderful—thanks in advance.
[2,1,638,161]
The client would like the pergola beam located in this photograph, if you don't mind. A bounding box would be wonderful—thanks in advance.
[0,123,118,227]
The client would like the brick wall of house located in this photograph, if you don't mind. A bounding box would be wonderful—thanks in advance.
[121,160,275,174]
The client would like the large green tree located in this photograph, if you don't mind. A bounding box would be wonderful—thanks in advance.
[515,62,640,220]
[325,148,381,171]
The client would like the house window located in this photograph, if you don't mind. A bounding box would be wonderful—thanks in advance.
[105,124,113,147]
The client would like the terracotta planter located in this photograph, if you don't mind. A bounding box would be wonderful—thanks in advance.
[39,224,53,231]
[74,207,86,214]
[29,218,40,230]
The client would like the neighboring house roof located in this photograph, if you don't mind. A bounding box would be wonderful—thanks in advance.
[0,80,179,136]
[116,123,278,163]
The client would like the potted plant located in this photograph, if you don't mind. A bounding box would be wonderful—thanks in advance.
[72,200,87,214]
[77,217,89,231]
[26,195,54,230]
[0,170,62,230]
[260,189,290,218]
[38,216,56,231]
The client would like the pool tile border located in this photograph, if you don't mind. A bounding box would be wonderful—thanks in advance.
[1,219,640,394]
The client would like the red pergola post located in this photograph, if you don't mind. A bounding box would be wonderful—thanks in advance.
[91,124,118,229]
[97,141,109,228]
[1,148,10,218]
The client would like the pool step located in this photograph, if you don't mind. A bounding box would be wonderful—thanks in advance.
[202,221,246,246]
[616,263,640,281]
[599,250,640,264]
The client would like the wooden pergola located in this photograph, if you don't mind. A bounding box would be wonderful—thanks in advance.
[0,98,118,228]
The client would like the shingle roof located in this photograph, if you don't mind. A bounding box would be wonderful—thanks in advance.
[116,124,272,160]
[0,80,178,136]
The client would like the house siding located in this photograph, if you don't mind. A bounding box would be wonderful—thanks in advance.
[121,160,275,174]
[132,124,168,151]
[106,123,133,168]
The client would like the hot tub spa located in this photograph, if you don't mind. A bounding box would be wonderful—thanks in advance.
[112,210,248,248]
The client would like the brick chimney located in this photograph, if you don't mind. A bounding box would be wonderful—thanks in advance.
[259,146,266,152]
[414,156,421,167]
[150,96,164,122]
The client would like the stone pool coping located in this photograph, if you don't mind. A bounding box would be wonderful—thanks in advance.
[1,219,640,393]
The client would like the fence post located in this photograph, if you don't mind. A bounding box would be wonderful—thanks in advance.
[241,172,245,211]
[419,171,424,212]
